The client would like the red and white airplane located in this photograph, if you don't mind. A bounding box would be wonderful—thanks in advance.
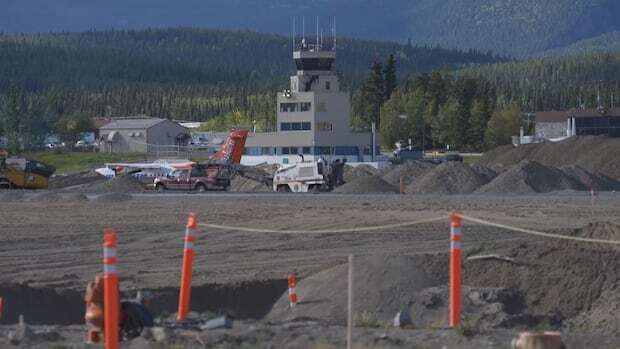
[96,129,249,178]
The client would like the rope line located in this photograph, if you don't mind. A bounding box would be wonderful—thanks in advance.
[198,216,447,234]
[459,214,620,246]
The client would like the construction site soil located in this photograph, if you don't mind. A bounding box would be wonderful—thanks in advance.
[1,192,620,347]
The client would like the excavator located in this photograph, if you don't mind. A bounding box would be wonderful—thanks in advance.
[0,149,56,189]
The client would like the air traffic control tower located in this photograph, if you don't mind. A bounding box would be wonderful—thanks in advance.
[243,37,378,165]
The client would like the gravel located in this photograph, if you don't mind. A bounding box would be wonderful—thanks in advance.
[333,176,399,194]
[407,162,492,194]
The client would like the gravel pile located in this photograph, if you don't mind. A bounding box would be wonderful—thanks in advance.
[343,164,379,183]
[48,170,105,189]
[407,162,493,194]
[381,161,436,186]
[476,160,584,194]
[83,175,146,194]
[229,176,272,192]
[266,255,443,325]
[560,165,620,191]
[479,136,620,179]
[333,176,398,194]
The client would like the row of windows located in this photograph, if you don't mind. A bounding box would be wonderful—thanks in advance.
[244,146,380,156]
[280,122,312,131]
[280,102,312,112]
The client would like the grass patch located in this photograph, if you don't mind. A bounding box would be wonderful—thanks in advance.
[26,151,148,174]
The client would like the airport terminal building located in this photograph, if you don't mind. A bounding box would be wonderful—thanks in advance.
[238,45,379,165]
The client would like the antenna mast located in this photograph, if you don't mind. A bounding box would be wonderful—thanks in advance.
[334,16,337,50]
[302,16,305,48]
[316,16,319,50]
[293,17,296,51]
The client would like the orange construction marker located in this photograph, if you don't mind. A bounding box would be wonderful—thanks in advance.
[288,272,298,308]
[449,213,462,328]
[177,213,198,321]
[103,229,119,349]
[0,297,4,321]
[399,176,405,194]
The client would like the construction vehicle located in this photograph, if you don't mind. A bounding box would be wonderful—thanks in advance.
[272,156,345,193]
[0,150,56,189]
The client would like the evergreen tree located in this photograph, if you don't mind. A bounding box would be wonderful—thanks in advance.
[356,61,385,130]
[383,54,397,101]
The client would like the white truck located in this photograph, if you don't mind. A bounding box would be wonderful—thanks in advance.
[272,158,345,193]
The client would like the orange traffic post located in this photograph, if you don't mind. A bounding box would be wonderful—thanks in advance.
[0,297,4,321]
[177,213,198,321]
[449,213,462,328]
[399,176,405,194]
[288,272,298,308]
[103,229,119,349]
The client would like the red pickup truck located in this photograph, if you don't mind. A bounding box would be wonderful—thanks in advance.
[153,164,231,192]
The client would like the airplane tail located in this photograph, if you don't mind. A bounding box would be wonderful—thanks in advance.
[210,129,249,164]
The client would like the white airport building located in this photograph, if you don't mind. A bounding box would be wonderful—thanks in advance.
[195,42,382,167]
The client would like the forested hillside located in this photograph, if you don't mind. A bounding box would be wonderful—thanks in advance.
[0,28,498,148]
[2,0,619,56]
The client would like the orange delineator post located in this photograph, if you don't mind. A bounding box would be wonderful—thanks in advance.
[449,213,462,328]
[103,229,119,349]
[0,297,4,320]
[288,272,298,308]
[177,213,198,321]
[399,176,405,194]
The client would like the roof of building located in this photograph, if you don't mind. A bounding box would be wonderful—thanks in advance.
[537,108,620,123]
[99,118,171,130]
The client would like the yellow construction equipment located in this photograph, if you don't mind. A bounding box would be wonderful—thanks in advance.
[0,150,56,189]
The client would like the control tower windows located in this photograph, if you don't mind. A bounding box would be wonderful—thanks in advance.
[294,58,334,71]
[280,102,312,113]
[280,122,312,131]
[326,81,331,90]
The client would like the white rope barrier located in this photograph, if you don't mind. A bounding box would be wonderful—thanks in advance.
[198,216,448,234]
[459,214,620,246]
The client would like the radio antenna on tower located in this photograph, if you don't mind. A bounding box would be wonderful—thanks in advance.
[293,17,296,51]
[333,16,337,50]
[316,16,319,50]
[302,16,306,48]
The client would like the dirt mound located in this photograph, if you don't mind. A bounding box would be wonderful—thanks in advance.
[477,161,584,194]
[560,165,620,191]
[266,255,442,325]
[333,176,398,194]
[479,136,620,179]
[48,170,105,189]
[407,162,491,194]
[93,193,133,203]
[343,164,379,183]
[83,175,146,194]
[463,226,620,333]
[381,161,436,186]
[229,176,272,192]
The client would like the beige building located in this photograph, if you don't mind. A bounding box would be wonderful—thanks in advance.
[241,45,378,165]
[99,118,190,153]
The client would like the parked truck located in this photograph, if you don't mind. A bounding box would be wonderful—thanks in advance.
[0,150,56,189]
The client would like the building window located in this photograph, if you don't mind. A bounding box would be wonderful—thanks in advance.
[335,146,359,156]
[280,122,291,131]
[290,147,298,155]
[281,122,311,131]
[282,147,290,155]
[317,121,333,132]
[301,122,311,130]
[261,147,273,155]
[280,103,299,112]
[325,81,330,90]
[300,102,311,111]
[291,122,302,131]
[302,147,312,154]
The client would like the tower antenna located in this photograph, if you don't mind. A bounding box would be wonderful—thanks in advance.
[293,17,296,51]
[333,16,337,50]
[302,16,305,48]
[316,16,319,50]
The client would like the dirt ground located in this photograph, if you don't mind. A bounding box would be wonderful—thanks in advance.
[1,192,619,347]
